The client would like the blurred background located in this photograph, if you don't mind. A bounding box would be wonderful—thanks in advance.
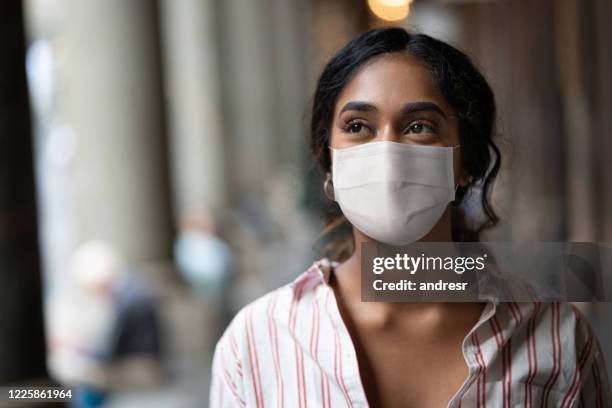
[1,0,611,406]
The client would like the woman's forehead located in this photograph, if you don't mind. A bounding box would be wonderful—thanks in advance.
[334,53,448,115]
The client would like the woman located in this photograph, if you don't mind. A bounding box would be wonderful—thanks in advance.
[210,27,610,407]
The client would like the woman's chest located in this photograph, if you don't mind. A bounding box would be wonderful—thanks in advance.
[355,331,470,408]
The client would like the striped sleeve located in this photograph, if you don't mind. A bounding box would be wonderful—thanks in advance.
[210,317,247,407]
[570,305,611,408]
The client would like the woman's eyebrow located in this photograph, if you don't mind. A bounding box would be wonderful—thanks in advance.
[400,101,448,118]
[338,101,377,115]
[338,100,448,119]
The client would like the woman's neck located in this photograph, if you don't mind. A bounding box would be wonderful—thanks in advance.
[331,208,475,328]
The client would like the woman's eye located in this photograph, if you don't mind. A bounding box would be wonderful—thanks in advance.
[345,121,365,133]
[406,121,436,134]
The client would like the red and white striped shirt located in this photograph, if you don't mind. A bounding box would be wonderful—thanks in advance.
[210,258,611,407]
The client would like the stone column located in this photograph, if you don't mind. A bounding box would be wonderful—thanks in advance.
[159,0,226,217]
[499,0,565,241]
[60,0,173,262]
[0,1,47,382]
[553,0,597,241]
[216,0,278,196]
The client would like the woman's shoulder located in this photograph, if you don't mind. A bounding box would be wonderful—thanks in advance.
[500,302,607,387]
[502,302,599,352]
[208,258,338,406]
[212,258,332,358]
[510,301,594,338]
[472,302,610,406]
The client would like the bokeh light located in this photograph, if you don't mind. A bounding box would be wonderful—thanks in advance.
[367,0,412,22]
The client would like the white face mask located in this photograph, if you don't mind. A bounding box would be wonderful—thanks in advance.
[331,141,458,245]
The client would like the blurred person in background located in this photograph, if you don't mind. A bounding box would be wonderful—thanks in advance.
[47,240,162,408]
[174,208,234,337]
[174,208,233,299]
[209,27,610,407]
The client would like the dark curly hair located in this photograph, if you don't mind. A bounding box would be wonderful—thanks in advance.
[310,27,501,260]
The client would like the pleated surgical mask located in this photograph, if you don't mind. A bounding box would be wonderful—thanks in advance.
[330,141,458,245]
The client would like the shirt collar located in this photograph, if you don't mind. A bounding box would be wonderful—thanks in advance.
[302,257,498,317]
[315,258,336,284]
[301,257,500,346]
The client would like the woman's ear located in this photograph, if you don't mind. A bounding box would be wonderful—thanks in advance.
[452,146,471,187]
[323,172,335,200]
[457,172,473,188]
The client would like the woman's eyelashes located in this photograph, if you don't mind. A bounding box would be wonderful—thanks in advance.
[404,120,438,135]
[340,117,439,137]
[341,119,372,136]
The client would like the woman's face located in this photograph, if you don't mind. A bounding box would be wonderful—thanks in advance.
[330,52,465,182]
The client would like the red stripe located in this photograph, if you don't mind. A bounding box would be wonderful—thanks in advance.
[316,308,326,408]
[461,333,484,406]
[524,303,540,407]
[301,357,307,406]
[229,333,239,357]
[229,332,244,377]
[473,332,487,408]
[489,317,503,348]
[326,376,331,408]
[593,357,603,408]
[311,286,328,408]
[267,292,285,408]
[246,308,265,408]
[309,292,317,356]
[314,295,321,359]
[274,303,285,407]
[288,280,300,406]
[507,302,520,326]
[560,308,585,408]
[492,313,512,408]
[512,302,523,324]
[561,321,593,408]
[223,368,247,406]
[505,337,512,407]
[313,283,330,408]
[220,344,247,407]
[252,309,266,407]
[524,318,533,408]
[526,302,541,407]
[542,302,561,407]
[300,345,308,407]
[289,279,308,408]
[325,289,353,407]
[476,363,481,408]
[335,327,352,407]
[489,317,505,408]
[299,280,310,408]
[541,303,558,405]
